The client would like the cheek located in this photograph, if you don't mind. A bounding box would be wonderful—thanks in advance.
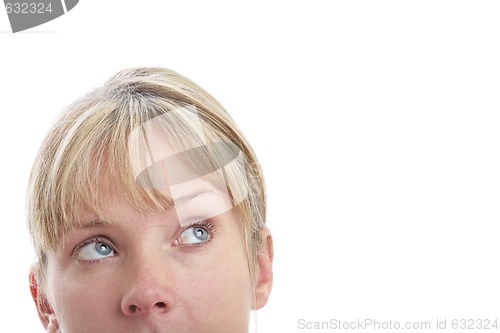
[177,238,253,321]
[47,266,120,330]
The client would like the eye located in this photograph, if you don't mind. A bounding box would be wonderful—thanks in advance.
[75,238,116,261]
[174,221,214,246]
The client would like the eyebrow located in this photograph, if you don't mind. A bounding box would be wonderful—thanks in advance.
[172,190,215,206]
[77,190,215,229]
[79,220,109,229]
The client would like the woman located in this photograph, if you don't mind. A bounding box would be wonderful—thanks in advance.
[27,67,273,333]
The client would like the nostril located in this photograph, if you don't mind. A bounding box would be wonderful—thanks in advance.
[155,302,166,309]
[124,302,168,315]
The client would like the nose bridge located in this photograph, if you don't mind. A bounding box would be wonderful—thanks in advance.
[120,245,175,316]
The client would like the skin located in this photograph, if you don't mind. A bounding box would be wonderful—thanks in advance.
[30,121,273,332]
[30,187,273,333]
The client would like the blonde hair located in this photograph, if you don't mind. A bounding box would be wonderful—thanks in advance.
[27,67,266,283]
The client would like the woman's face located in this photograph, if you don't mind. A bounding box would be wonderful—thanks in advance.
[35,184,265,333]
[31,121,272,333]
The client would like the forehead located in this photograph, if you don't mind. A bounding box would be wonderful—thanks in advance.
[80,178,234,228]
[123,108,246,226]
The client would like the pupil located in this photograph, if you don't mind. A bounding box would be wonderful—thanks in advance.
[95,242,111,255]
[193,227,207,240]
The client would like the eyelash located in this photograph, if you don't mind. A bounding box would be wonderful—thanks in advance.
[73,236,117,263]
[73,221,216,261]
[172,220,216,247]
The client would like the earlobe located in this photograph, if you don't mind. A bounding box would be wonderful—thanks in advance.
[46,314,60,333]
[252,229,274,310]
[29,267,57,331]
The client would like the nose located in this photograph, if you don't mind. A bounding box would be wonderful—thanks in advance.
[120,263,175,316]
[121,292,170,316]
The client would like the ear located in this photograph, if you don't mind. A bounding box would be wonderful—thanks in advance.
[252,228,274,310]
[29,267,59,332]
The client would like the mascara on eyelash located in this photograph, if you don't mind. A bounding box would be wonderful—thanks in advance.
[172,220,216,247]
[73,236,116,257]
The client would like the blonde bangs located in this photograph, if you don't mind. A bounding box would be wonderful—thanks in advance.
[28,68,266,277]
[29,101,170,252]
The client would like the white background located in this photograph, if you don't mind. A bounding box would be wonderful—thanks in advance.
[1,1,499,332]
